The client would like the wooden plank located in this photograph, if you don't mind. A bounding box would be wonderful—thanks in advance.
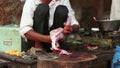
[0,52,37,64]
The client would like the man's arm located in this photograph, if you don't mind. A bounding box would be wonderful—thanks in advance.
[25,30,51,43]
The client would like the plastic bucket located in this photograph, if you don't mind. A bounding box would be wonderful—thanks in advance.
[112,46,120,68]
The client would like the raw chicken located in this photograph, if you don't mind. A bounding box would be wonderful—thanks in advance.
[50,16,72,55]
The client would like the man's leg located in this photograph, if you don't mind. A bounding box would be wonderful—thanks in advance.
[33,4,49,34]
[50,5,69,30]
[27,4,50,51]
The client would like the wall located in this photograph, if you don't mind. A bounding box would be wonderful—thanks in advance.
[0,0,112,27]
[70,0,112,27]
[0,0,24,25]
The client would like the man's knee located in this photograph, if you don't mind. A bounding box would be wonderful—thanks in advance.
[34,3,49,14]
[55,5,68,14]
[54,5,69,20]
[56,5,68,10]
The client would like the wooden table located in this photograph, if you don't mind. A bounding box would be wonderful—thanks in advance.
[0,52,37,68]
[92,49,115,68]
[0,49,114,68]
[37,52,97,68]
[0,59,11,68]
[37,49,115,68]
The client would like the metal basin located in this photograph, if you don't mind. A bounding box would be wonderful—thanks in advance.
[96,20,120,31]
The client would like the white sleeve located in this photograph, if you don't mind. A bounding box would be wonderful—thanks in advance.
[65,0,79,25]
[20,0,34,38]
[110,0,120,20]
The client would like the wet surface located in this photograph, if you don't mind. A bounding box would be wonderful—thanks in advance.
[57,52,97,63]
[35,51,97,62]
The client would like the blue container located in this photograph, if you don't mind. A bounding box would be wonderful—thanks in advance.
[112,46,120,68]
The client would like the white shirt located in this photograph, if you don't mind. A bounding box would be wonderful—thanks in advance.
[110,0,120,20]
[20,0,79,38]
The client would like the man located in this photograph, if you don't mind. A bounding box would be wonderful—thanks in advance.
[110,0,120,68]
[110,0,120,31]
[20,0,79,52]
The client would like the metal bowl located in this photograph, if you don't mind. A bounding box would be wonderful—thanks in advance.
[96,20,120,31]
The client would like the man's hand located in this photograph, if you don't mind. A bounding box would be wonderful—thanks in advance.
[63,23,80,34]
[63,23,72,35]
[72,24,80,33]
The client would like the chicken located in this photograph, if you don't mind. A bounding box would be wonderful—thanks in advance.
[50,16,72,55]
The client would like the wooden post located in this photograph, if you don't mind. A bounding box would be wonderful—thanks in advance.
[96,0,104,19]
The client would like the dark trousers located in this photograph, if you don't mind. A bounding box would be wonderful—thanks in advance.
[22,4,68,52]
